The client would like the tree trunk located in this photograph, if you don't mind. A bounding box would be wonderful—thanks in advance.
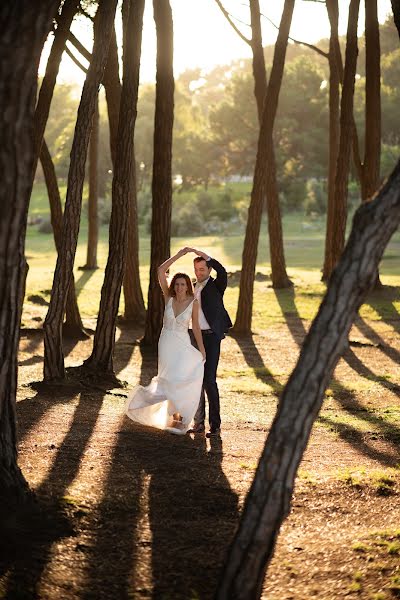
[69,23,146,320]
[322,0,341,282]
[40,139,88,338]
[32,0,79,179]
[43,0,118,381]
[123,158,146,322]
[217,159,400,599]
[361,0,381,202]
[392,0,400,36]
[84,0,145,373]
[0,0,59,509]
[142,0,174,347]
[81,97,99,270]
[327,0,360,278]
[102,22,146,323]
[234,0,294,334]
[249,0,267,122]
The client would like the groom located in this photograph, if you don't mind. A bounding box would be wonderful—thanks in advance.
[189,249,232,437]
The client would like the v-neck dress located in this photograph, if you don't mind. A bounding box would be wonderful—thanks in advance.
[126,297,204,434]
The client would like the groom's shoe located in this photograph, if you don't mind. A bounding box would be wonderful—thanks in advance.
[206,427,221,438]
[188,423,205,434]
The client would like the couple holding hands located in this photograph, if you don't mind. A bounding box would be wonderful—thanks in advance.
[126,247,232,437]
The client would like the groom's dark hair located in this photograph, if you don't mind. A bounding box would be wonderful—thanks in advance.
[193,256,211,267]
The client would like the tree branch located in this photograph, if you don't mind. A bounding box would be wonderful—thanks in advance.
[68,29,91,61]
[261,11,329,58]
[64,43,88,73]
[213,0,251,45]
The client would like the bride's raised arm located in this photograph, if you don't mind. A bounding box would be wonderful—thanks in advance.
[157,247,191,297]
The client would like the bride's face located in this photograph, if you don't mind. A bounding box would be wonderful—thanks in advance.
[174,277,188,296]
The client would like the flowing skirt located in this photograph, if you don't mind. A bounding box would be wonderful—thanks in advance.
[126,327,204,435]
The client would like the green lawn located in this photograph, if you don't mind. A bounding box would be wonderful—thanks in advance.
[25,182,400,324]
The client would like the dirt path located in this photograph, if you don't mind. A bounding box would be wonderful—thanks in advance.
[1,311,399,599]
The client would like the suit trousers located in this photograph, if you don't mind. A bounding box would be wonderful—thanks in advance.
[194,331,221,429]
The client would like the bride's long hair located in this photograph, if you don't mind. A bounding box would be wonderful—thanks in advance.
[168,272,194,297]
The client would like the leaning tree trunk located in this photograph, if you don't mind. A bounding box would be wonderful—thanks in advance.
[103,24,146,321]
[327,0,360,279]
[84,0,145,374]
[81,97,99,270]
[68,25,146,321]
[43,0,118,381]
[234,0,294,334]
[40,139,88,338]
[0,0,59,509]
[322,0,341,282]
[216,158,400,599]
[142,0,174,347]
[32,0,79,180]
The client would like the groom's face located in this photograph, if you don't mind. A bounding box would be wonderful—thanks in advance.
[194,259,211,283]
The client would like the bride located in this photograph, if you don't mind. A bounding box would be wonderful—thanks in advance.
[125,247,206,435]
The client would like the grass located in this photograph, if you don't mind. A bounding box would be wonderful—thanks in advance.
[26,181,400,321]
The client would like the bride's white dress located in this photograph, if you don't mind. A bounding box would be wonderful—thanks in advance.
[125,297,204,435]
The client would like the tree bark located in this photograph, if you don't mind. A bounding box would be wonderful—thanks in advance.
[217,159,400,599]
[391,0,400,39]
[33,0,79,179]
[322,0,341,282]
[142,0,174,347]
[40,139,88,338]
[234,0,294,334]
[0,0,59,509]
[327,0,360,278]
[84,0,145,373]
[361,0,381,202]
[69,24,146,321]
[81,98,99,270]
[249,0,267,122]
[43,0,118,381]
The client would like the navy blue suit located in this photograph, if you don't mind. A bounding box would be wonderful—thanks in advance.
[194,258,232,429]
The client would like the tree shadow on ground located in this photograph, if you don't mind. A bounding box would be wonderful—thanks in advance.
[230,333,282,396]
[114,321,144,376]
[364,286,400,334]
[74,270,96,298]
[100,422,239,600]
[3,391,105,599]
[354,314,400,364]
[273,286,400,468]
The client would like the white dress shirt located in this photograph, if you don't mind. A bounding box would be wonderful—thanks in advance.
[194,278,211,330]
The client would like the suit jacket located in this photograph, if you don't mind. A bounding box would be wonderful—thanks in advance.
[200,258,232,340]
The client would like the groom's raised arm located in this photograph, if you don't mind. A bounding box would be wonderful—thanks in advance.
[207,257,228,294]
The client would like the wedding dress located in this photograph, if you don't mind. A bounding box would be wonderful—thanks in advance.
[125,297,204,435]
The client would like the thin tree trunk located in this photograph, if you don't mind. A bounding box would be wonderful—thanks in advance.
[32,0,79,179]
[84,0,145,373]
[40,139,88,338]
[322,0,341,281]
[81,98,99,270]
[123,159,146,322]
[249,0,267,122]
[43,0,118,381]
[0,0,59,509]
[68,24,146,321]
[392,0,400,36]
[234,0,294,334]
[217,159,400,599]
[142,0,174,347]
[362,0,381,202]
[327,0,360,278]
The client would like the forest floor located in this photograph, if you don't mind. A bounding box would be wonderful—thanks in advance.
[1,290,400,600]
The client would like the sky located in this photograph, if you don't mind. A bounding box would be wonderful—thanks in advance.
[43,0,394,86]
